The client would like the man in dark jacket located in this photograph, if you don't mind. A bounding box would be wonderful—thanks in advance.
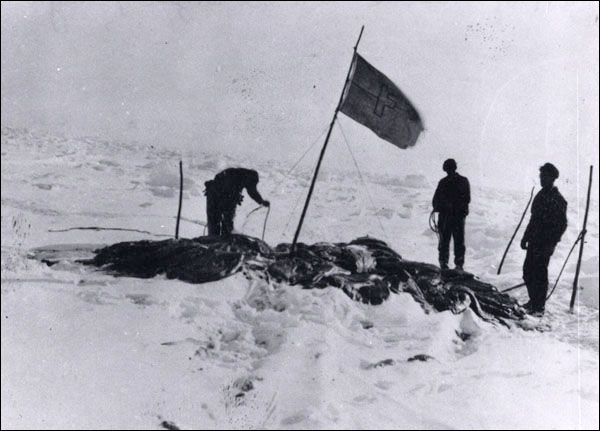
[204,167,270,236]
[432,159,471,271]
[520,163,567,315]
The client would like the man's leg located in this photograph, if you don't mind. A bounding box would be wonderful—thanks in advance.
[523,246,552,312]
[522,248,536,308]
[453,216,466,269]
[206,192,220,236]
[220,203,236,236]
[529,246,553,312]
[438,214,451,270]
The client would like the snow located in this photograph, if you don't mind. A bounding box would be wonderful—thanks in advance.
[1,127,598,429]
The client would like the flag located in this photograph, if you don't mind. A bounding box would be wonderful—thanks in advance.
[339,54,423,149]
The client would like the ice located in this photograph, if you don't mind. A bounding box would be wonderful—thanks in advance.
[1,127,598,429]
[401,174,431,189]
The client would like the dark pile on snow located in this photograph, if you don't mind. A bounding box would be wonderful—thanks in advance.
[82,234,525,325]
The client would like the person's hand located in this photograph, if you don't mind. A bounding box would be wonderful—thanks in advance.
[520,239,528,250]
[262,200,270,207]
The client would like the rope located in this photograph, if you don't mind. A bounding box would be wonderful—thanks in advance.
[280,163,318,241]
[262,123,327,242]
[285,126,329,177]
[241,205,267,232]
[262,205,271,241]
[246,205,265,218]
[337,121,389,242]
[429,211,440,243]
[48,226,173,238]
[268,124,329,198]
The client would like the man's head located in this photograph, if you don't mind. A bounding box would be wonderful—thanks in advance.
[539,163,559,189]
[443,158,457,174]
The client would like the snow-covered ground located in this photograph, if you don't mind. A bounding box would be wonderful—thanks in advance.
[1,127,598,429]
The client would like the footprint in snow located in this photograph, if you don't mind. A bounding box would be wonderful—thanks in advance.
[125,293,157,308]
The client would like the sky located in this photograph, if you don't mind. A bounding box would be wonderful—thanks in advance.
[1,1,599,199]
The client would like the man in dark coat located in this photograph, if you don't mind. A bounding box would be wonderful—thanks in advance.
[432,159,471,271]
[204,167,270,236]
[520,163,567,315]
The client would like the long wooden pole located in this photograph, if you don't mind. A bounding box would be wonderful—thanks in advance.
[291,26,364,249]
[501,282,526,293]
[175,160,183,239]
[497,186,534,274]
[569,165,593,312]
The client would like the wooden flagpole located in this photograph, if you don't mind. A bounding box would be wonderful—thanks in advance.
[569,165,593,313]
[291,26,364,249]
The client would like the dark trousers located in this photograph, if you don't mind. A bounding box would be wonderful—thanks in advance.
[523,243,555,311]
[206,191,237,236]
[438,214,466,268]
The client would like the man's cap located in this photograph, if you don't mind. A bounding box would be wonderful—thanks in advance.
[539,163,559,180]
[443,158,457,173]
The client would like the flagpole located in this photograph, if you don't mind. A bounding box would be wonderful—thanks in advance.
[291,26,364,249]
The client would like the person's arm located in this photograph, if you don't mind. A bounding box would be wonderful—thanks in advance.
[521,203,533,249]
[247,185,265,205]
[460,177,471,216]
[432,182,442,212]
[520,222,531,250]
[553,198,568,244]
[246,179,268,206]
[521,192,540,249]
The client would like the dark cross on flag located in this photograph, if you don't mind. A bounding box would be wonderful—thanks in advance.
[340,54,423,149]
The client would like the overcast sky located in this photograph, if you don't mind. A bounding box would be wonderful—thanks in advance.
[2,1,598,198]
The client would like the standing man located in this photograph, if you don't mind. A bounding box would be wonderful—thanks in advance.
[432,159,471,271]
[520,163,567,316]
[204,167,270,236]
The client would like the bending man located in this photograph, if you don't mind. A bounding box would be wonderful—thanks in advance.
[204,168,270,236]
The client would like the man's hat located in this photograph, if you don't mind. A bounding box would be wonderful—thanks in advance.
[443,158,457,173]
[539,163,559,180]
